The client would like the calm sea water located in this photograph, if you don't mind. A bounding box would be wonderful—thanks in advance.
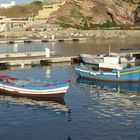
[0,38,140,55]
[0,39,140,140]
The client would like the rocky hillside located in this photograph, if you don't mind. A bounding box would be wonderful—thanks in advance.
[49,0,140,28]
[0,1,42,18]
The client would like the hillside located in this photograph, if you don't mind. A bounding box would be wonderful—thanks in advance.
[0,2,42,18]
[0,0,140,29]
[49,0,140,29]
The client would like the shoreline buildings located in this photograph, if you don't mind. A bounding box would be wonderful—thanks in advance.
[0,0,66,32]
[0,16,32,32]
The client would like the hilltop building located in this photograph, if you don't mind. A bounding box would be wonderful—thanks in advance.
[0,1,15,8]
[34,0,66,23]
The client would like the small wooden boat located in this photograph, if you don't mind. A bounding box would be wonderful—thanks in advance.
[0,74,70,99]
[75,65,140,83]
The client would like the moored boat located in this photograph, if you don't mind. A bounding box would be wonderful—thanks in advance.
[80,53,135,65]
[99,56,123,71]
[75,65,140,83]
[0,74,70,99]
[80,53,104,65]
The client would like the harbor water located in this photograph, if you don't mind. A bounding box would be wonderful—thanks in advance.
[0,38,140,140]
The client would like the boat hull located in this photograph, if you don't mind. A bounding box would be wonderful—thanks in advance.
[0,88,65,98]
[80,54,103,65]
[0,80,69,99]
[75,66,140,83]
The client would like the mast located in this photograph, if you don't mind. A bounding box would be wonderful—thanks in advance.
[109,43,111,57]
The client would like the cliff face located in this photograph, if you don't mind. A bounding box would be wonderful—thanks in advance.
[49,0,139,25]
[135,5,140,24]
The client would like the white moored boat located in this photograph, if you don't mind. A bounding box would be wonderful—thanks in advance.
[80,52,135,65]
[80,53,104,65]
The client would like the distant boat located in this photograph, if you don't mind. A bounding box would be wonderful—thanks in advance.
[0,74,70,99]
[75,65,140,82]
[120,48,140,51]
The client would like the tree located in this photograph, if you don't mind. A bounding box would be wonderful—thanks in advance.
[30,1,42,5]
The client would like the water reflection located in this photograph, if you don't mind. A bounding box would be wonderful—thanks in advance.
[0,94,69,113]
[76,78,140,119]
[76,78,140,95]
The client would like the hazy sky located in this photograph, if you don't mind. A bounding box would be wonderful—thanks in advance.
[0,0,35,4]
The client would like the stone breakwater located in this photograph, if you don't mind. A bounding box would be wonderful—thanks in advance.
[44,30,140,39]
[0,30,140,40]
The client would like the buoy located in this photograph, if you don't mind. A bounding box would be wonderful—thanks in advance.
[14,43,18,52]
[67,80,73,83]
[21,63,24,68]
[45,48,50,58]
[117,70,120,78]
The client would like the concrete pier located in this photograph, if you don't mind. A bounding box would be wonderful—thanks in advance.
[0,37,88,44]
[44,56,79,63]
[0,48,51,66]
[0,50,79,66]
[0,51,46,58]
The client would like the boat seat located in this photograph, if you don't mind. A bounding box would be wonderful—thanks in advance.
[44,84,56,86]
[6,79,14,84]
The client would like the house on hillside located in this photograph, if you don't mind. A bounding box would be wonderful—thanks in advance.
[34,0,66,23]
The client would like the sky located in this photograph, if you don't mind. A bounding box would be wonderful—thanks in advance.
[0,0,36,4]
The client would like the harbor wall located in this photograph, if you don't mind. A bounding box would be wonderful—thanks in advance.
[43,30,140,39]
[1,30,140,39]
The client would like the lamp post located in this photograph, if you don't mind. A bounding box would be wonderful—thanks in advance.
[29,10,34,21]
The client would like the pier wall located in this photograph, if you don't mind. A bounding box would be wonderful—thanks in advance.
[1,30,140,40]
[43,30,140,39]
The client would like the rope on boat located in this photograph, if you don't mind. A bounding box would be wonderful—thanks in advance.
[70,82,87,97]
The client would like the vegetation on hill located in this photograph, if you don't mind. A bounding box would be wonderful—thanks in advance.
[49,0,140,30]
[0,1,42,18]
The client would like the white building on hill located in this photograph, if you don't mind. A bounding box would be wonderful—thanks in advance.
[0,1,15,8]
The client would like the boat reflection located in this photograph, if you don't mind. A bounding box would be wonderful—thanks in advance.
[76,78,140,96]
[0,94,69,113]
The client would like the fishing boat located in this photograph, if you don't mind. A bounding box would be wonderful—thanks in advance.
[80,53,135,65]
[75,65,140,82]
[80,45,135,65]
[0,74,70,99]
[99,56,123,71]
[80,53,104,65]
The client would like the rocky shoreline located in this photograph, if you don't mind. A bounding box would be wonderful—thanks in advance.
[0,30,140,43]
